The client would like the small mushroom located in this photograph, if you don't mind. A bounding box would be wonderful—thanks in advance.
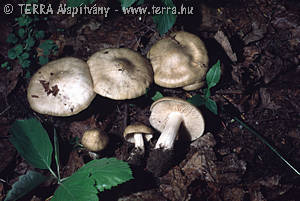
[87,48,153,100]
[27,57,96,116]
[147,31,209,90]
[123,123,153,165]
[81,129,109,159]
[146,97,205,176]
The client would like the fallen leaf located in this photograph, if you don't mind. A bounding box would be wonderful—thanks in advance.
[243,21,267,45]
[214,30,237,62]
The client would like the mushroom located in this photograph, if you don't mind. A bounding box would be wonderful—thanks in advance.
[123,123,153,165]
[146,97,205,176]
[81,128,109,159]
[27,57,96,116]
[87,48,153,100]
[147,31,209,90]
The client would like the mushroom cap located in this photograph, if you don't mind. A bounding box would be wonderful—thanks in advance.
[182,80,205,91]
[81,129,109,152]
[123,123,154,143]
[87,48,153,100]
[149,97,205,141]
[27,57,96,116]
[147,31,209,89]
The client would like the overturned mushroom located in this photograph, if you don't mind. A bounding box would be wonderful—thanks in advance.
[146,97,205,176]
[87,48,153,100]
[81,128,109,159]
[124,123,153,165]
[27,57,96,116]
[147,31,209,90]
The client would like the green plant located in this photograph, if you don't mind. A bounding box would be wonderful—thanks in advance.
[120,0,176,35]
[151,91,164,101]
[38,40,58,65]
[5,118,133,201]
[147,61,221,114]
[2,0,58,78]
[187,60,221,114]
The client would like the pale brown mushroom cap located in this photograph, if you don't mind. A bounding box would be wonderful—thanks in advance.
[182,79,206,91]
[123,123,154,143]
[27,57,96,116]
[81,129,109,152]
[147,31,209,89]
[149,97,205,141]
[87,48,153,100]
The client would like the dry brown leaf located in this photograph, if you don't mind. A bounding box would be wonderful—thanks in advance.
[214,30,237,62]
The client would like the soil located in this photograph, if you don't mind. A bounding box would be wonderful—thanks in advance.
[0,0,300,200]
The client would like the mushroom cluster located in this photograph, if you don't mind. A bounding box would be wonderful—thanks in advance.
[26,30,209,178]
[147,31,209,91]
[27,49,154,116]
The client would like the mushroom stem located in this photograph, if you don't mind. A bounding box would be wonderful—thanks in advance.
[134,133,145,152]
[155,112,183,149]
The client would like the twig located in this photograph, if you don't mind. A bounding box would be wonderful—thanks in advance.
[0,106,11,116]
[123,103,128,130]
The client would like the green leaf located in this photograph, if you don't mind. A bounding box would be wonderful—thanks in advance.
[8,49,17,60]
[205,97,218,115]
[151,91,164,101]
[9,118,53,169]
[26,0,38,5]
[203,88,210,99]
[67,0,95,7]
[6,34,18,44]
[51,173,98,201]
[16,15,32,27]
[1,61,9,68]
[25,70,31,78]
[52,158,132,201]
[38,56,48,65]
[136,0,144,6]
[152,0,177,35]
[18,56,30,68]
[8,44,24,59]
[14,44,24,56]
[206,60,221,90]
[53,129,61,182]
[120,0,138,8]
[25,37,35,50]
[21,52,29,60]
[187,94,206,107]
[18,28,26,39]
[20,59,31,68]
[4,170,47,201]
[35,30,45,39]
[77,158,133,192]
[38,40,57,56]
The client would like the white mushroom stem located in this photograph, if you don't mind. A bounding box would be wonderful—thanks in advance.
[155,112,183,150]
[134,133,145,152]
